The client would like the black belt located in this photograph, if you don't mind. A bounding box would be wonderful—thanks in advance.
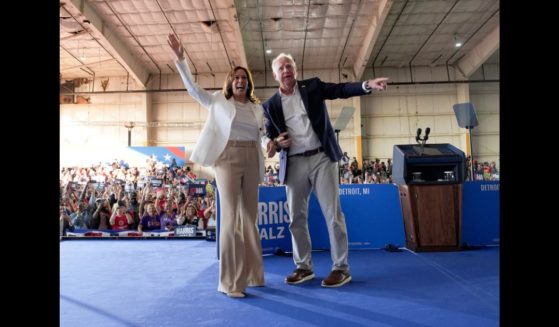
[289,147,324,158]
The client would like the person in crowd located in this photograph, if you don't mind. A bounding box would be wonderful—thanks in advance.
[109,202,134,230]
[204,198,217,229]
[159,201,177,231]
[126,192,140,229]
[475,161,484,180]
[341,152,350,166]
[138,203,161,231]
[68,182,96,229]
[176,204,200,226]
[92,198,111,230]
[168,33,269,298]
[263,52,388,288]
[60,204,74,237]
[71,202,93,229]
[490,161,499,180]
[483,162,492,181]
[465,156,472,181]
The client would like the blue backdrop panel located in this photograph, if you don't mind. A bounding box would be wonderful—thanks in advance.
[308,184,406,250]
[218,181,499,255]
[257,186,292,254]
[461,181,500,245]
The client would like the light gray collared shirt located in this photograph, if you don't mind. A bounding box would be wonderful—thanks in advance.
[279,83,322,156]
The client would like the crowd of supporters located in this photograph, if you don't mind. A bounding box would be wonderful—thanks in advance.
[469,158,499,181]
[60,155,498,236]
[59,157,216,236]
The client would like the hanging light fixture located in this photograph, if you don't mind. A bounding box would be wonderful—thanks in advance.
[454,35,462,48]
[78,38,87,61]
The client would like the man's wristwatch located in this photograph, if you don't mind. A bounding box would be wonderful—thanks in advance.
[364,81,372,90]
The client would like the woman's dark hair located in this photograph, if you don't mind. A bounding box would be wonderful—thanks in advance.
[222,66,259,103]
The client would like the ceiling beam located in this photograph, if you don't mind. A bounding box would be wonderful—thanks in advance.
[60,58,117,72]
[352,0,392,80]
[63,0,150,89]
[60,29,89,41]
[228,2,248,68]
[455,25,499,78]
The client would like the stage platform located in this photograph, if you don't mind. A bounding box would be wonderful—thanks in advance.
[60,240,499,327]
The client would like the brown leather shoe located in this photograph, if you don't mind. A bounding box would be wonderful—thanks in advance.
[321,270,352,287]
[285,268,315,284]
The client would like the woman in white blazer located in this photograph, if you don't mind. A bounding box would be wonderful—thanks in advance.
[168,34,268,298]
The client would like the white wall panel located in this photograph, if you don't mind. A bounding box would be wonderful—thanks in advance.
[470,82,499,166]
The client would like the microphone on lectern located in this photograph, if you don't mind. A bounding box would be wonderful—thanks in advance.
[416,128,422,143]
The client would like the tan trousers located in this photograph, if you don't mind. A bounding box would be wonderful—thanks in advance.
[285,152,349,272]
[214,140,264,293]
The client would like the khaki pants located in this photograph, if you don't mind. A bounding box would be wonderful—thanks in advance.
[285,152,349,272]
[214,140,264,293]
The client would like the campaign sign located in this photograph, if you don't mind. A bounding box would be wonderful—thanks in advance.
[150,178,163,187]
[257,186,292,254]
[188,183,207,196]
[175,225,197,237]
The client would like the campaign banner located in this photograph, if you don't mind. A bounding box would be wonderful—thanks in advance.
[130,146,188,166]
[257,186,292,254]
[66,230,113,237]
[60,145,188,168]
[308,184,406,250]
[217,184,408,254]
[65,229,184,238]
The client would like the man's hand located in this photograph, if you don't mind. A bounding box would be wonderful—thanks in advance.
[365,77,389,91]
[266,132,290,158]
[275,132,290,148]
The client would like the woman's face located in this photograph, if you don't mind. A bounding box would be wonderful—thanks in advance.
[231,68,248,99]
[165,203,173,212]
[186,206,196,216]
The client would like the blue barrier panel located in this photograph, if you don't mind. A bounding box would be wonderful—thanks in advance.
[219,181,499,255]
[254,184,406,253]
[257,186,292,254]
[308,184,406,250]
[461,181,500,246]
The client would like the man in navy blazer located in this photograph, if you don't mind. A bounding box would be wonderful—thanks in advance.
[263,53,388,287]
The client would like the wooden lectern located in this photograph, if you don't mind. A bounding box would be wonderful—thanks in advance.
[398,184,462,251]
[392,143,466,252]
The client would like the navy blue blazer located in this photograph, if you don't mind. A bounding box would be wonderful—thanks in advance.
[262,77,368,184]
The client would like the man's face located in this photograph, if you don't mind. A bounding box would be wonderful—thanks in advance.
[273,58,297,88]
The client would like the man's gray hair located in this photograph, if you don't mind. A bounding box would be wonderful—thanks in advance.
[271,53,296,73]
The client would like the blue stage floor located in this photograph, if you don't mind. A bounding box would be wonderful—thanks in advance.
[60,240,499,327]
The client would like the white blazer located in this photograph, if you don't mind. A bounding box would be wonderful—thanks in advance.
[174,59,268,182]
